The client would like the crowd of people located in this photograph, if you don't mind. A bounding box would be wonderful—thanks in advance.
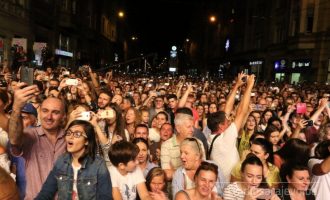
[0,63,329,200]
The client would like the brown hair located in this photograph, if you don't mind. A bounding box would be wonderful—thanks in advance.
[0,167,19,200]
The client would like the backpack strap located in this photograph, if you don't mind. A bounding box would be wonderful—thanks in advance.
[207,133,221,160]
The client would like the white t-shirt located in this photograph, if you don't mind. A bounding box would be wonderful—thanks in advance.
[308,158,330,200]
[209,123,239,182]
[108,165,145,200]
[72,164,81,200]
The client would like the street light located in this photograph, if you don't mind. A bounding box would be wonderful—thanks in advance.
[209,15,216,23]
[118,11,125,18]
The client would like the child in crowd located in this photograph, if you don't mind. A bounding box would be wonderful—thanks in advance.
[108,140,152,200]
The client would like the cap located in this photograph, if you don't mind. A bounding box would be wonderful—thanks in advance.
[21,103,38,117]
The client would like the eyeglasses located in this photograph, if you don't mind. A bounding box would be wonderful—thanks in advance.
[186,137,201,154]
[65,130,87,138]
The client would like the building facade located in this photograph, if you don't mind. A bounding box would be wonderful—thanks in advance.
[0,0,123,70]
[191,0,330,83]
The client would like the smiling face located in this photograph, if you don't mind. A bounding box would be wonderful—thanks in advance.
[246,116,256,131]
[287,170,310,192]
[40,98,65,132]
[195,170,217,197]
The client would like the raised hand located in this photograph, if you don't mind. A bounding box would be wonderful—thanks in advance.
[13,83,38,110]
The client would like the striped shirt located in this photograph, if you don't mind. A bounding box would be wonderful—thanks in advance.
[223,182,245,200]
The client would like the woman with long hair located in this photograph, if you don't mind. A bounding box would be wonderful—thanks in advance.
[238,115,258,157]
[264,125,281,152]
[132,138,158,177]
[224,154,280,200]
[125,107,142,139]
[231,138,280,188]
[36,120,112,199]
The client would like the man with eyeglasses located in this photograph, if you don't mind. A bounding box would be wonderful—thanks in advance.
[8,82,66,200]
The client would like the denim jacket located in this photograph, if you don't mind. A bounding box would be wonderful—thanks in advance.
[35,153,112,200]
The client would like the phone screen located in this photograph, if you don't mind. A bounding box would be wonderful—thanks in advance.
[296,103,307,114]
[20,66,34,86]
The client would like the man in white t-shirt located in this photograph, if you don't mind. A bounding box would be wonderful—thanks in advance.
[108,141,152,200]
[308,141,330,200]
[207,73,255,182]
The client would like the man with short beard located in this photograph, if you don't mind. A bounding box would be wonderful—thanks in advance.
[8,83,66,199]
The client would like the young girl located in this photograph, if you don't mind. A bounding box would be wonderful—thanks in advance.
[36,120,112,199]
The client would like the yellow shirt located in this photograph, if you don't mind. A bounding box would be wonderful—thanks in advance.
[231,161,280,188]
[238,130,252,157]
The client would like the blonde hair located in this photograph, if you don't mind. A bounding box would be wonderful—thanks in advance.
[181,137,203,160]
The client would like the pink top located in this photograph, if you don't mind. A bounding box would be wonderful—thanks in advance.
[12,126,66,200]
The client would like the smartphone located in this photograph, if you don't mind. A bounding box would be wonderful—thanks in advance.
[65,79,78,86]
[20,66,34,86]
[306,120,313,126]
[77,111,91,121]
[296,103,307,114]
[251,92,256,97]
[257,188,273,199]
[164,83,170,86]
[99,109,114,119]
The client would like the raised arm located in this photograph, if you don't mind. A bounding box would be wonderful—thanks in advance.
[224,73,246,116]
[312,155,330,175]
[178,83,193,108]
[233,74,255,129]
[310,98,328,122]
[9,83,38,154]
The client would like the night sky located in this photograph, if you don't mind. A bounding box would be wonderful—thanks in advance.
[125,0,203,57]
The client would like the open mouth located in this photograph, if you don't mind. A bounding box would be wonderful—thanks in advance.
[67,141,74,147]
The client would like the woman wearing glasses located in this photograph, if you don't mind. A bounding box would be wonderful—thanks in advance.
[35,120,112,199]
[172,137,226,199]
